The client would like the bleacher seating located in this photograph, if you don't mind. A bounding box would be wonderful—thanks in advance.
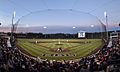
[0,37,120,72]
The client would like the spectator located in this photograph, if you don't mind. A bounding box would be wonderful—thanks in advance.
[0,37,120,72]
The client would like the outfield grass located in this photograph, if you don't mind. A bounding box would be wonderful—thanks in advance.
[17,39,102,60]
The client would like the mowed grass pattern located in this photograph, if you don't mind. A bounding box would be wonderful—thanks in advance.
[17,39,102,60]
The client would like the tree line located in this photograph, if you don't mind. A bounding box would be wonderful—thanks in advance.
[10,32,106,39]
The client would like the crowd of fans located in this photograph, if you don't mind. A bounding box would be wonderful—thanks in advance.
[0,37,120,72]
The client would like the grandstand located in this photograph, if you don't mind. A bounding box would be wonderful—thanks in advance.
[0,31,120,72]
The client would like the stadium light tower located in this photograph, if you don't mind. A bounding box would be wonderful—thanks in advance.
[72,26,76,33]
[26,24,29,37]
[90,25,94,39]
[90,25,94,28]
[26,24,29,30]
[43,26,47,38]
[72,26,76,29]
[72,26,76,38]
[11,11,16,42]
[104,11,109,41]
[0,21,1,28]
[43,26,47,29]
[0,22,1,31]
[12,11,16,26]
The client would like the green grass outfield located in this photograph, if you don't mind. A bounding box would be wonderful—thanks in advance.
[17,39,102,60]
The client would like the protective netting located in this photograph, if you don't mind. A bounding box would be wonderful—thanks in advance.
[15,9,106,39]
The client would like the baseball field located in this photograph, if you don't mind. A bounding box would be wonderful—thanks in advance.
[17,39,102,60]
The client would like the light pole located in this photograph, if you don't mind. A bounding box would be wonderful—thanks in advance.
[11,11,16,41]
[72,26,76,29]
[104,11,109,41]
[72,26,76,38]
[0,22,1,32]
[43,26,47,38]
[26,24,29,38]
[90,25,94,39]
[0,19,2,32]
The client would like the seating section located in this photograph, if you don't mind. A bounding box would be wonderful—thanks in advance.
[0,38,120,72]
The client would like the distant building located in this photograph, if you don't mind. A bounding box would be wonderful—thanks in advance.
[0,33,8,39]
[0,33,12,47]
[110,31,120,45]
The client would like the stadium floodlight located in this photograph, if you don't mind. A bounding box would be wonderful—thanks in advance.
[72,26,76,38]
[72,26,76,29]
[90,25,94,39]
[43,26,47,38]
[12,11,16,26]
[43,26,47,29]
[13,11,16,18]
[26,24,29,33]
[104,12,107,18]
[90,25,94,28]
[11,11,16,42]
[104,11,109,41]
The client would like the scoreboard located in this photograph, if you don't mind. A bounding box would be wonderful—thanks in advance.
[78,31,85,38]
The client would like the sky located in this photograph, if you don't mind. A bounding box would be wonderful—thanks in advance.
[0,0,120,33]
